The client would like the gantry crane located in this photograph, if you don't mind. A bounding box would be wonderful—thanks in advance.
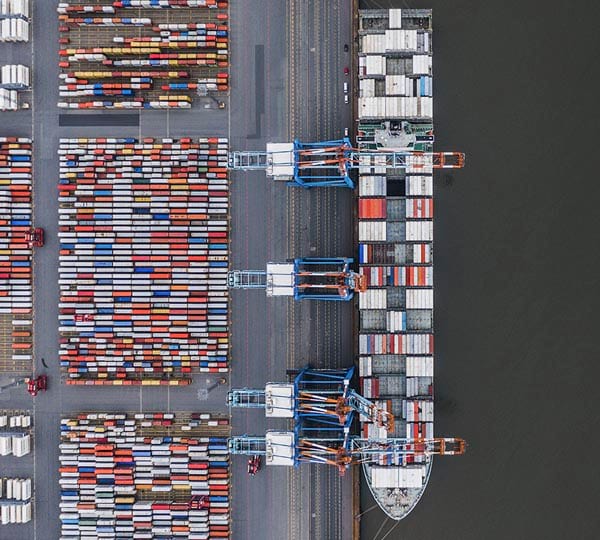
[228,366,392,433]
[227,257,366,301]
[227,367,465,475]
[229,431,465,476]
[229,137,465,188]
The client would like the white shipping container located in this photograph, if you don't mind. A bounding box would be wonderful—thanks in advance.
[11,433,30,457]
[386,311,406,332]
[361,34,386,54]
[385,75,408,96]
[0,88,18,110]
[412,243,431,264]
[384,29,417,52]
[359,78,375,98]
[406,288,433,309]
[406,356,434,377]
[0,435,11,455]
[389,9,403,29]
[359,356,373,377]
[412,54,432,75]
[359,289,386,310]
[406,176,433,196]
[358,176,386,197]
[371,466,426,488]
[406,221,433,241]
[359,221,386,241]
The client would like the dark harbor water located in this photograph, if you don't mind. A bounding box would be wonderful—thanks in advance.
[359,1,600,539]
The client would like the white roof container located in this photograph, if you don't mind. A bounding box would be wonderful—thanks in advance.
[365,55,386,76]
[359,289,387,310]
[406,221,433,241]
[413,243,432,264]
[406,356,434,377]
[406,288,433,309]
[361,34,386,54]
[385,75,407,96]
[359,356,373,377]
[406,176,433,196]
[359,221,386,242]
[359,78,376,98]
[0,88,18,111]
[371,465,426,488]
[385,30,417,52]
[359,176,386,197]
[412,55,432,75]
[389,9,402,29]
[387,311,406,332]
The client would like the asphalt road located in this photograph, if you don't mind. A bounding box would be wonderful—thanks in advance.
[0,1,356,539]
[229,2,354,539]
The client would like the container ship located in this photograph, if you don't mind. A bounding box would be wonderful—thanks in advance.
[356,8,436,520]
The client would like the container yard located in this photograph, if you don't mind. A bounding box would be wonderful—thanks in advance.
[57,0,229,109]
[0,138,33,375]
[59,412,230,539]
[58,137,229,384]
[357,8,436,520]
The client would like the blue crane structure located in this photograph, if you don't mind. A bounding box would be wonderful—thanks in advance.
[228,137,465,188]
[227,367,465,474]
[227,257,366,302]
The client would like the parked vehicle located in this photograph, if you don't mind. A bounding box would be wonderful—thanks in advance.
[26,375,47,397]
[25,228,43,248]
[247,455,261,476]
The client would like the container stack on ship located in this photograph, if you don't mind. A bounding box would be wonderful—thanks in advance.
[356,8,435,520]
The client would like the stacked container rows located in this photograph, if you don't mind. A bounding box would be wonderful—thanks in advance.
[0,65,30,111]
[0,0,29,19]
[0,138,32,375]
[0,477,31,500]
[0,411,32,458]
[0,477,32,524]
[0,18,29,42]
[59,412,230,539]
[58,137,229,384]
[57,0,228,108]
[357,8,435,519]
